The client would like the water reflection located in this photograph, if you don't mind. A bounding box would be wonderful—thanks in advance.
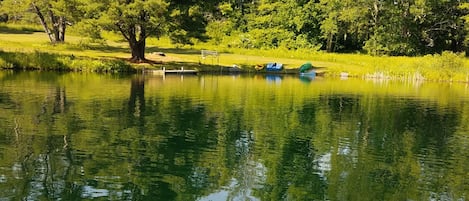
[265,74,282,84]
[299,75,315,84]
[0,72,467,200]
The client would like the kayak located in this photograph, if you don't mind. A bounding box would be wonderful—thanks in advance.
[266,63,283,71]
[299,62,312,73]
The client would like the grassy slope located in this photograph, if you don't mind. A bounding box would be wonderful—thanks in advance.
[1,23,469,81]
[0,32,129,59]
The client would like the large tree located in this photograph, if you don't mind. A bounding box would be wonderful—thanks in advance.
[166,0,218,45]
[318,0,468,55]
[205,0,320,50]
[246,0,320,49]
[32,0,76,43]
[101,0,167,62]
[97,0,216,62]
[0,0,78,43]
[461,3,469,51]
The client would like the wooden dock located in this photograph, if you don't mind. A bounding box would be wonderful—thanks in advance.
[145,67,198,75]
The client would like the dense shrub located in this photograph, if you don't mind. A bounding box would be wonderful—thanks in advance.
[0,14,8,23]
[0,50,135,73]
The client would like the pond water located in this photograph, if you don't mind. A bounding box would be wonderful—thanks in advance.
[0,71,468,201]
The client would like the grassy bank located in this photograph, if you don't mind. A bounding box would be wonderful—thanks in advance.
[187,40,469,82]
[0,50,134,73]
[1,23,469,81]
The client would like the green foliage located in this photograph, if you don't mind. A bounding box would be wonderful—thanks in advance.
[59,56,134,73]
[203,0,469,55]
[83,0,170,60]
[0,13,8,23]
[417,51,467,81]
[1,0,84,43]
[71,19,103,40]
[248,28,294,49]
[0,57,13,68]
[1,0,467,56]
[461,3,469,49]
[0,50,65,70]
[0,50,134,72]
[205,20,235,45]
[363,32,389,56]
[104,0,168,33]
[167,1,217,45]
[0,0,33,22]
[206,0,321,50]
[218,2,233,16]
[223,33,254,49]
[48,0,81,20]
[1,25,468,81]
[434,51,466,71]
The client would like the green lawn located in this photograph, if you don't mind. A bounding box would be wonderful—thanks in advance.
[1,23,469,81]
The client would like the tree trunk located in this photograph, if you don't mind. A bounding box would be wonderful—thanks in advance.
[32,3,55,43]
[48,9,60,43]
[31,3,66,44]
[118,21,148,62]
[326,33,334,52]
[372,0,380,28]
[130,40,146,62]
[58,16,66,42]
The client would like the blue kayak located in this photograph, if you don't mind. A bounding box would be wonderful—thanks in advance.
[266,63,283,71]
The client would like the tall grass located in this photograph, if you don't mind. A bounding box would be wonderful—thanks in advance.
[188,39,469,81]
[0,51,134,73]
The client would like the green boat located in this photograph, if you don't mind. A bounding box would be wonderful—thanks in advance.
[299,62,312,73]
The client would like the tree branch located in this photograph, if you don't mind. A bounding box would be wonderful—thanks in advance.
[117,23,131,41]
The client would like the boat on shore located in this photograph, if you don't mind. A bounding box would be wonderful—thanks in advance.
[299,62,316,77]
[266,63,283,71]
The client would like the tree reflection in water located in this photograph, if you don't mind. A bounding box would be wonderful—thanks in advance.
[0,73,467,200]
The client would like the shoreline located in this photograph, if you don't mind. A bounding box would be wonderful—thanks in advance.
[1,46,468,83]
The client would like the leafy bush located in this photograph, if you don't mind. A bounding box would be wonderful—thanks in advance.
[427,51,466,81]
[0,51,64,70]
[70,19,103,40]
[0,57,13,68]
[0,50,134,73]
[60,56,134,73]
[206,20,235,45]
[0,14,8,23]
[225,33,254,49]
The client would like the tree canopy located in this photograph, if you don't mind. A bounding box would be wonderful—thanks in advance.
[206,0,469,55]
[99,0,169,61]
[1,0,468,57]
[0,0,80,43]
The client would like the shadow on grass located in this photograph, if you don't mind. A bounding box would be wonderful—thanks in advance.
[62,42,222,57]
[63,43,202,55]
[0,25,41,34]
[146,47,202,55]
[63,43,130,53]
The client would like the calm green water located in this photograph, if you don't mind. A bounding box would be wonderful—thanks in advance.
[0,71,468,201]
